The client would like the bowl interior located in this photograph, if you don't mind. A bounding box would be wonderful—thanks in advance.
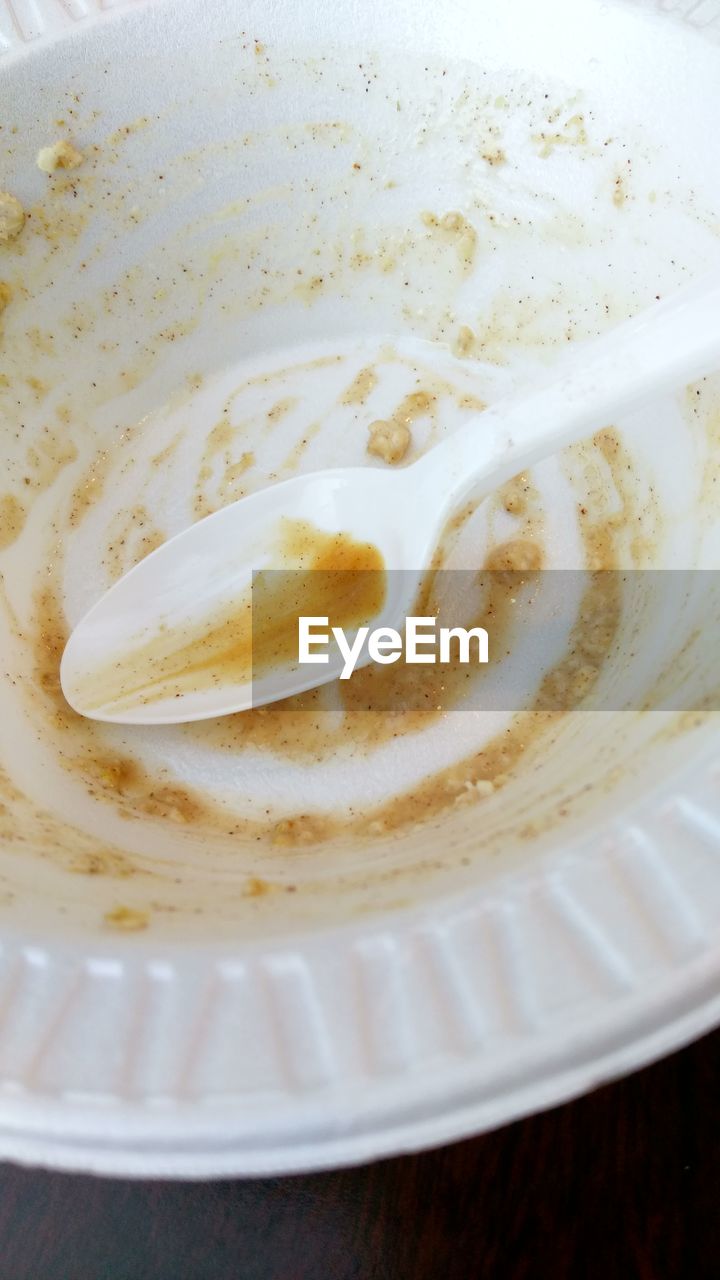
[0,0,718,945]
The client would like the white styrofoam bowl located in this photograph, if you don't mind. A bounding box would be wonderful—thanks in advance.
[0,0,718,1176]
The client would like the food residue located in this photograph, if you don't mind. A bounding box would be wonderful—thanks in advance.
[0,494,27,551]
[342,366,378,405]
[66,519,386,715]
[452,325,476,359]
[0,191,24,242]
[420,210,478,271]
[367,417,410,463]
[366,389,435,464]
[36,139,85,174]
[104,905,150,932]
[500,474,531,515]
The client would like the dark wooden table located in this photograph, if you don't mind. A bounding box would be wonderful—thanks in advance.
[0,1026,718,1280]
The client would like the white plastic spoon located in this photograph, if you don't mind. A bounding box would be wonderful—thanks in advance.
[61,280,720,724]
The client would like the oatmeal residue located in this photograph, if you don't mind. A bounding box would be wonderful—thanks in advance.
[366,389,436,465]
[0,191,24,243]
[367,417,410,464]
[0,494,26,550]
[36,140,85,175]
[67,520,386,716]
[104,905,150,932]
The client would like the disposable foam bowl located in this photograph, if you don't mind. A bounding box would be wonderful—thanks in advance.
[0,0,719,1176]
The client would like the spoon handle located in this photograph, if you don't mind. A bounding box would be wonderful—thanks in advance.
[411,278,720,511]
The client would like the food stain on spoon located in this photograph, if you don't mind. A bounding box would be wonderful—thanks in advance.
[67,518,386,715]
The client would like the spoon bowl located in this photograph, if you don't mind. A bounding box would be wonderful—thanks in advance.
[60,465,421,724]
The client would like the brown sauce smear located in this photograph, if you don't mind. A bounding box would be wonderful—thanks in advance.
[19,428,632,850]
[68,519,386,715]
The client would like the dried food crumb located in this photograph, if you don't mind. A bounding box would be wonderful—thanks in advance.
[367,417,411,464]
[36,139,85,174]
[0,191,24,242]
